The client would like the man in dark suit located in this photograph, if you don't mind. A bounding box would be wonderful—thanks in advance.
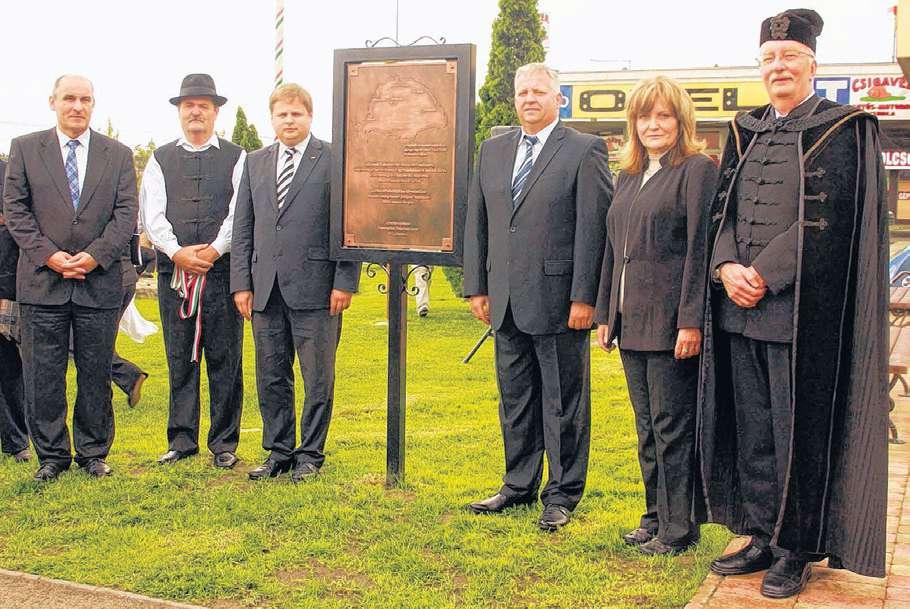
[3,74,138,481]
[0,158,30,462]
[231,83,359,482]
[463,63,613,530]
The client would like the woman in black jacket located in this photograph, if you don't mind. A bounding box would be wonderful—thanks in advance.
[594,76,717,555]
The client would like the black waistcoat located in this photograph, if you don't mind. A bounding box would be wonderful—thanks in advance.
[154,139,242,274]
[716,98,820,341]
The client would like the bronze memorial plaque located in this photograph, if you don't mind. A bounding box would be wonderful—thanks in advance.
[343,59,457,252]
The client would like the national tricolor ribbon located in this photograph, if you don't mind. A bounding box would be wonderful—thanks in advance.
[170,268,207,363]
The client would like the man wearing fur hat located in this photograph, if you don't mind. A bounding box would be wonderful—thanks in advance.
[140,74,246,469]
[700,8,887,598]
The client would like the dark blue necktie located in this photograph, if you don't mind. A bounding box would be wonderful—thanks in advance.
[511,134,539,208]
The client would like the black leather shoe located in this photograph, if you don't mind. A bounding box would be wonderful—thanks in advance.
[82,458,112,478]
[291,462,320,483]
[128,373,148,408]
[638,536,699,556]
[34,462,66,482]
[249,457,292,480]
[761,557,810,599]
[157,449,197,465]
[214,452,238,469]
[12,449,31,463]
[622,527,655,546]
[538,504,571,531]
[710,541,773,575]
[466,493,536,514]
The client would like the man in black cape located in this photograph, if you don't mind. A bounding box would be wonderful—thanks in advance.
[700,7,888,599]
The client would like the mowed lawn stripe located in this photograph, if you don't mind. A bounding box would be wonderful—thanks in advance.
[0,270,731,608]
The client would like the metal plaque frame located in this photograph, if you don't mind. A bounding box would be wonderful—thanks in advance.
[330,44,476,266]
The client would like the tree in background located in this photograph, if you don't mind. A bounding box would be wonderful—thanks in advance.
[232,107,263,152]
[132,140,157,188]
[443,0,545,297]
[474,0,545,150]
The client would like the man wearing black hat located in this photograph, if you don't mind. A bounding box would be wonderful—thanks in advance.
[140,74,246,469]
[699,8,887,598]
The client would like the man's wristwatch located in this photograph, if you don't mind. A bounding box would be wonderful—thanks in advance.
[712,265,723,283]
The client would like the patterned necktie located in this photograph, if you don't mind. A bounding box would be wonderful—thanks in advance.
[511,134,539,208]
[65,139,80,210]
[276,147,297,209]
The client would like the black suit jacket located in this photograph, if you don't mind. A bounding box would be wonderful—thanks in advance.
[0,159,17,300]
[3,128,138,309]
[594,154,717,351]
[231,138,360,311]
[463,123,612,335]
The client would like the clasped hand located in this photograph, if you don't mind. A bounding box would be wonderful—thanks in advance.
[47,251,98,280]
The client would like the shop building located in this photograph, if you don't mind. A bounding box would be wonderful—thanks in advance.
[557,63,910,223]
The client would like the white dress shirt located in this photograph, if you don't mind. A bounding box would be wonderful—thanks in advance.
[140,134,246,258]
[511,117,560,181]
[276,134,310,182]
[55,127,91,194]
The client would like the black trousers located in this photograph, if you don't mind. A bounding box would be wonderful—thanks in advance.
[158,271,242,455]
[252,285,340,467]
[20,302,118,467]
[619,349,698,544]
[727,332,795,556]
[0,334,28,455]
[111,282,146,396]
[493,306,590,510]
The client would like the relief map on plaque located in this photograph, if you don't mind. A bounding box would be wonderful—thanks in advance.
[343,60,457,251]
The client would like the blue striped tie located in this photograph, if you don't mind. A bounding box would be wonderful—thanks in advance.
[511,134,539,208]
[65,139,80,210]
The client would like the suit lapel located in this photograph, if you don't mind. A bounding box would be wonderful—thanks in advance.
[264,143,280,213]
[77,131,111,214]
[511,124,566,217]
[278,138,323,218]
[37,129,75,214]
[502,129,522,194]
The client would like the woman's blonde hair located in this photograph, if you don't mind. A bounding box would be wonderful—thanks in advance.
[619,76,705,174]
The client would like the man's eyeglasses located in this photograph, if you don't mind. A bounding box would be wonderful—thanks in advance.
[757,51,815,67]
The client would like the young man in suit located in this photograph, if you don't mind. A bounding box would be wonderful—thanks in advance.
[3,74,138,481]
[231,84,359,482]
[463,63,613,530]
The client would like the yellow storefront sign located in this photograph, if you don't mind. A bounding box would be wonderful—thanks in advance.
[567,81,770,119]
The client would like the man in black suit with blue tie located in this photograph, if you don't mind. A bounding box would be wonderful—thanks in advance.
[231,84,360,483]
[463,63,613,530]
[3,75,138,481]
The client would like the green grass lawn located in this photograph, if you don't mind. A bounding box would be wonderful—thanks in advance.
[0,271,730,609]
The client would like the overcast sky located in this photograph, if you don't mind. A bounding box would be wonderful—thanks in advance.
[0,0,897,153]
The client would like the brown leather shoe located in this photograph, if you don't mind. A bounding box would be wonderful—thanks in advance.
[128,373,148,408]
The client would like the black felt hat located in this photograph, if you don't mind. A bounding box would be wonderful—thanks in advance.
[169,74,227,106]
[760,8,824,52]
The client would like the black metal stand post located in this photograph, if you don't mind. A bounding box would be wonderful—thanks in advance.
[386,262,407,486]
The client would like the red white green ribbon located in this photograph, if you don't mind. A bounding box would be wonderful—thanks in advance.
[170,269,207,363]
